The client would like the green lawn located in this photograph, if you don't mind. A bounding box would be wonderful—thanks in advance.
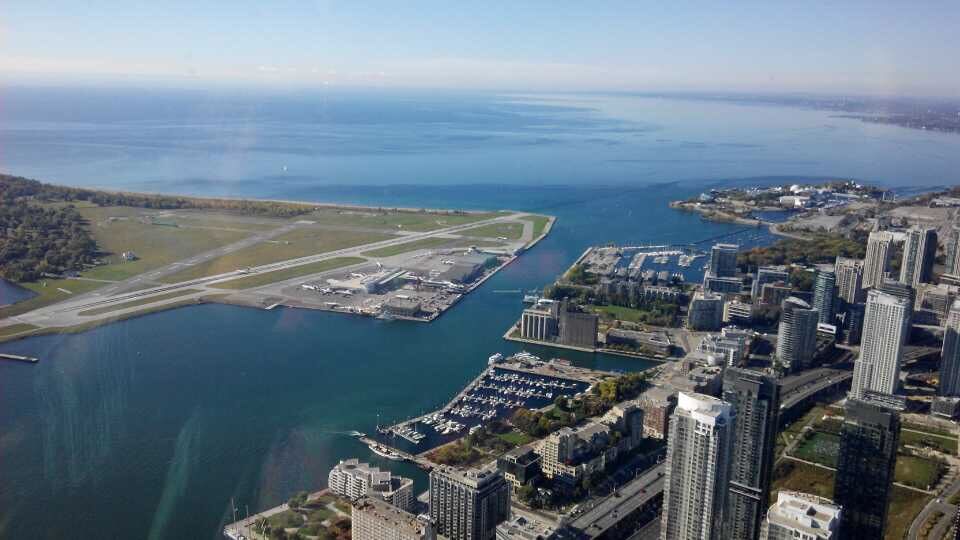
[303,208,505,232]
[77,289,202,316]
[498,431,535,446]
[0,278,107,318]
[887,486,933,540]
[461,222,524,240]
[895,454,944,490]
[210,257,365,289]
[362,237,461,257]
[900,428,958,454]
[770,460,835,502]
[527,215,552,239]
[78,206,255,282]
[267,509,303,529]
[160,229,395,283]
[902,422,957,438]
[0,323,38,338]
[792,431,840,468]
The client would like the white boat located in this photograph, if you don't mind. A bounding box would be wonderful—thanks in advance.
[368,442,405,461]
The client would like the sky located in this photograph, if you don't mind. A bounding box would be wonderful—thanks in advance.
[2,1,959,96]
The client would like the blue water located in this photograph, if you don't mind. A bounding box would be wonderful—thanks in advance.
[1,87,959,539]
[0,280,35,306]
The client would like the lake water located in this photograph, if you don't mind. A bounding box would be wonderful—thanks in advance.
[1,87,959,539]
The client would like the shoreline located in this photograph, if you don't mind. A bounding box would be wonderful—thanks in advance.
[0,213,556,346]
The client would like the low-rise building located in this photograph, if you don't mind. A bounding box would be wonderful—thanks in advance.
[495,514,562,540]
[496,447,541,493]
[636,386,677,439]
[724,300,755,325]
[704,274,744,295]
[604,327,672,356]
[384,296,423,318]
[352,497,436,540]
[329,459,415,512]
[697,327,752,367]
[760,490,841,540]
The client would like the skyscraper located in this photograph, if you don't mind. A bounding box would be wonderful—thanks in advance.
[863,231,895,289]
[944,224,960,277]
[661,392,735,540]
[940,300,960,397]
[833,399,900,539]
[878,277,915,339]
[812,269,836,325]
[722,369,780,540]
[850,290,910,400]
[776,297,819,373]
[900,226,937,287]
[709,243,740,278]
[834,256,866,304]
[429,466,509,540]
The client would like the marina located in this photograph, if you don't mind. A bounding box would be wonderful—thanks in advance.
[372,352,611,455]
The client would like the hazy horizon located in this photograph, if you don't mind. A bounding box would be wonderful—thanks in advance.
[3,2,959,97]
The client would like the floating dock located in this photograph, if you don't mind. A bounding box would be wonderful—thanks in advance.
[0,353,38,364]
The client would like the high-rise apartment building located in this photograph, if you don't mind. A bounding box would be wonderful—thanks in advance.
[900,226,937,287]
[352,497,436,540]
[776,297,819,373]
[944,224,960,277]
[661,392,735,540]
[688,291,724,331]
[759,491,841,540]
[834,256,866,304]
[940,300,960,397]
[709,243,740,278]
[833,399,900,539]
[722,369,780,540]
[850,290,910,400]
[863,231,895,289]
[812,269,836,325]
[429,466,509,540]
[752,266,790,300]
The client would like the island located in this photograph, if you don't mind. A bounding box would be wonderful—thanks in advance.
[0,174,554,343]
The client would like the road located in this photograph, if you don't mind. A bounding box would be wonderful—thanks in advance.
[2,212,540,332]
[568,463,665,538]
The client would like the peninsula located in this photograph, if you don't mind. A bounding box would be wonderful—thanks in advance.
[0,175,554,343]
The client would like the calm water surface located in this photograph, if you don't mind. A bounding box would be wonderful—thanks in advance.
[1,88,958,539]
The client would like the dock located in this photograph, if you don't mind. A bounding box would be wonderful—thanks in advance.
[0,353,38,363]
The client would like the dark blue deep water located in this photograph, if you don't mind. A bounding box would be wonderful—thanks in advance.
[1,86,959,539]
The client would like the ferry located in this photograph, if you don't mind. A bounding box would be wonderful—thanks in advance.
[368,442,405,461]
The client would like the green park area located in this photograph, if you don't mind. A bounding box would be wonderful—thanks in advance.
[462,221,525,240]
[251,492,352,540]
[78,206,257,281]
[302,207,505,232]
[588,302,680,328]
[528,215,552,239]
[161,228,395,283]
[211,257,365,290]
